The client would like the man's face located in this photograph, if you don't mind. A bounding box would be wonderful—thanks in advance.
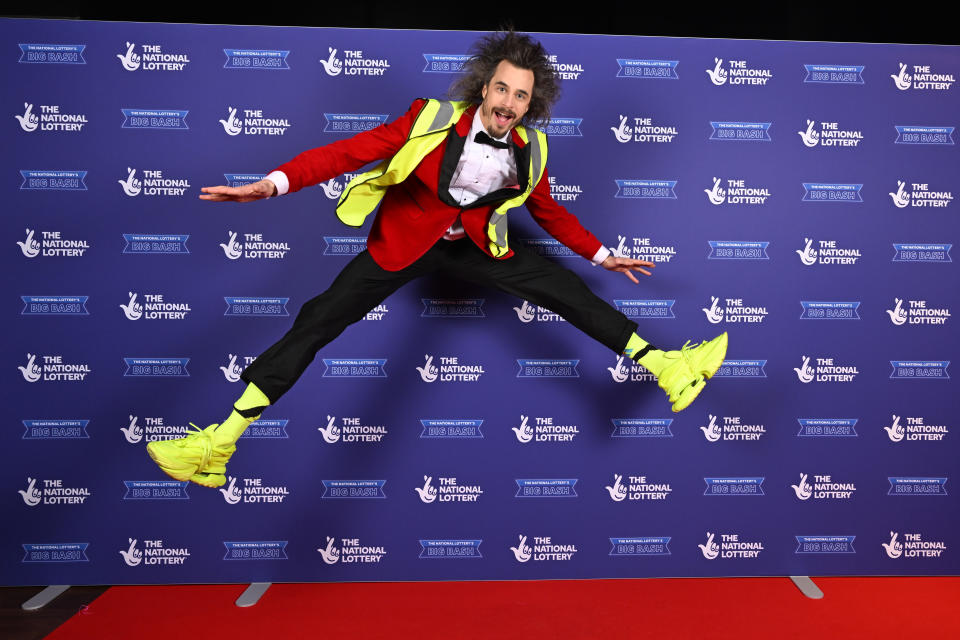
[479,60,534,138]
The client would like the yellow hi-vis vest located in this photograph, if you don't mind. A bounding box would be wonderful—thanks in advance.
[335,98,549,258]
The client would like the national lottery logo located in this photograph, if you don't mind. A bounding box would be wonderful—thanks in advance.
[18,44,86,65]
[795,536,856,554]
[796,238,861,266]
[18,229,89,258]
[616,58,679,79]
[219,230,290,260]
[607,355,655,383]
[120,292,191,320]
[16,102,87,133]
[894,126,954,145]
[22,543,89,563]
[415,475,483,503]
[608,235,677,262]
[317,536,387,565]
[324,113,389,134]
[706,58,772,86]
[513,415,579,443]
[22,419,89,440]
[510,534,578,562]
[796,418,858,438]
[888,477,948,496]
[889,180,953,209]
[317,172,360,199]
[219,107,291,136]
[891,62,955,91]
[513,300,566,323]
[803,64,864,84]
[18,477,91,506]
[610,115,677,143]
[548,175,583,201]
[422,54,470,73]
[220,354,255,382]
[709,121,772,142]
[117,42,190,71]
[798,119,864,148]
[702,414,766,441]
[699,532,764,559]
[20,170,87,191]
[605,473,672,501]
[890,361,950,380]
[417,354,484,383]
[794,355,859,383]
[883,532,946,558]
[614,180,677,200]
[892,243,952,263]
[19,353,90,382]
[707,241,770,260]
[704,176,770,205]
[118,168,190,197]
[121,415,192,443]
[791,473,856,500]
[219,476,290,504]
[319,47,390,77]
[119,538,190,567]
[885,415,949,442]
[320,415,388,443]
[702,296,767,324]
[21,296,88,317]
[887,298,950,326]
[223,49,289,70]
[546,54,584,80]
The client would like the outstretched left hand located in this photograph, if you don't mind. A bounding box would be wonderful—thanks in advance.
[601,256,655,284]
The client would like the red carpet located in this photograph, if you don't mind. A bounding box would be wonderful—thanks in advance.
[47,577,960,639]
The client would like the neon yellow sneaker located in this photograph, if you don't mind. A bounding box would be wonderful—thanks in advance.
[146,423,235,488]
[656,334,728,412]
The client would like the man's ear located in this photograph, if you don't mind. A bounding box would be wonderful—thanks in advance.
[481,83,487,100]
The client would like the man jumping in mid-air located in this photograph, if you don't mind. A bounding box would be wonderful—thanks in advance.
[148,30,728,488]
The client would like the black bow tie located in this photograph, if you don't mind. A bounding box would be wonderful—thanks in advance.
[474,130,510,149]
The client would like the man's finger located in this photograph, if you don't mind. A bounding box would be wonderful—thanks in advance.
[622,270,639,284]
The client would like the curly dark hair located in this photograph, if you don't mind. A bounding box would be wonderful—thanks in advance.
[448,30,560,127]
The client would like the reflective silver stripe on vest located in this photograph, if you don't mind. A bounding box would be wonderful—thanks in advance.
[427,101,455,133]
[490,211,508,248]
[528,131,543,188]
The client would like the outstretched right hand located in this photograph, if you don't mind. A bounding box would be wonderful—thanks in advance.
[200,179,277,202]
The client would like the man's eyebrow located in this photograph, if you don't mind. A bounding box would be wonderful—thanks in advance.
[494,80,529,96]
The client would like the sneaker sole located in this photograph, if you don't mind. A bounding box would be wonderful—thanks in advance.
[190,472,226,488]
[672,376,706,413]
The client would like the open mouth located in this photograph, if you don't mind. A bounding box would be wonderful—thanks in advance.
[494,109,514,126]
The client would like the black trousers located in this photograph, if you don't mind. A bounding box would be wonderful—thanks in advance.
[241,239,639,403]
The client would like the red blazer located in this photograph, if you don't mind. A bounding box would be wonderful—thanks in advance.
[274,99,604,271]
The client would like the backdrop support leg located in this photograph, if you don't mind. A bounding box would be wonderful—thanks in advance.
[22,585,71,610]
[236,582,271,607]
[789,576,824,599]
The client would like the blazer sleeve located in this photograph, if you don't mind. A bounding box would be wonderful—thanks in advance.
[272,98,427,194]
[523,166,604,261]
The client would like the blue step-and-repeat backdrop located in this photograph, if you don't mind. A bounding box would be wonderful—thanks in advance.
[3,18,958,585]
